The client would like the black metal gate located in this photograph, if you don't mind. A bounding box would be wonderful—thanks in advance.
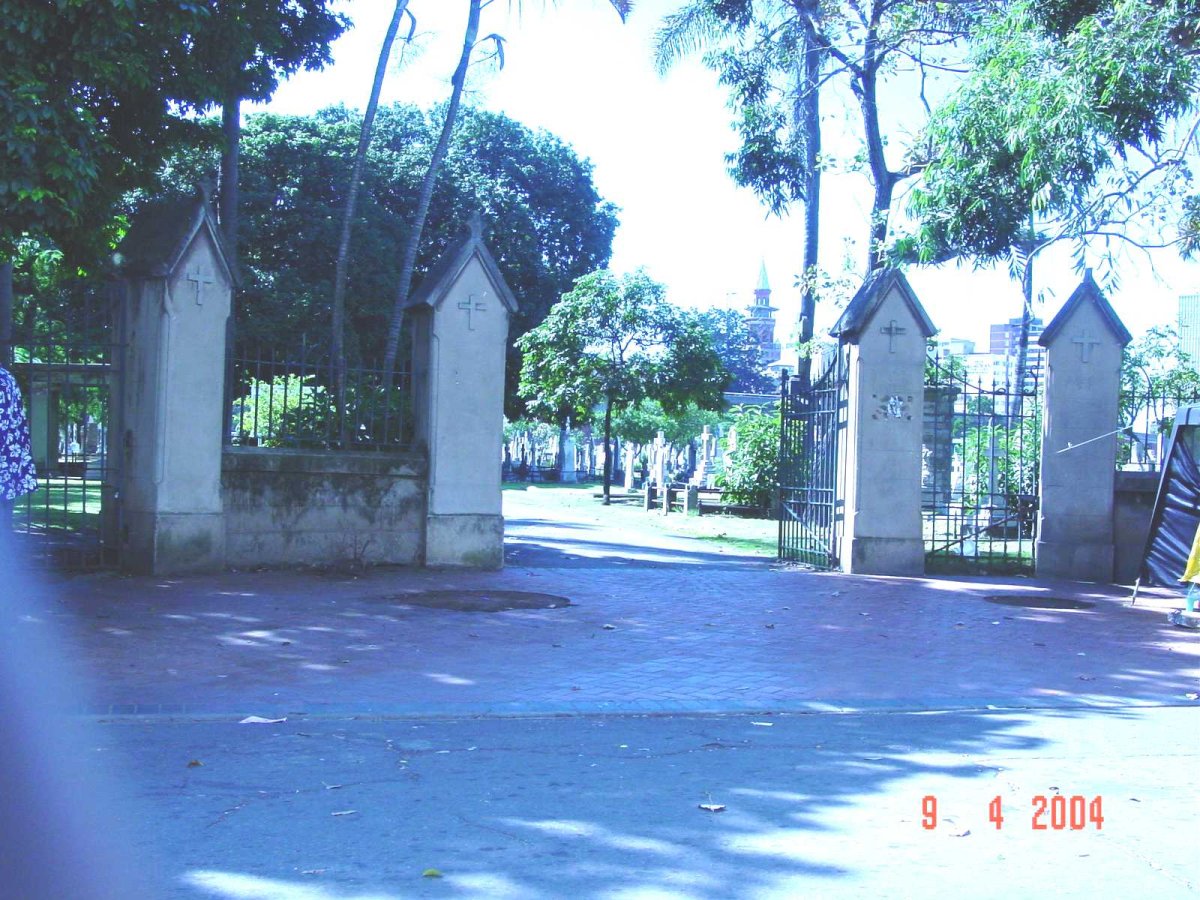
[922,350,1040,574]
[778,347,848,568]
[4,281,124,568]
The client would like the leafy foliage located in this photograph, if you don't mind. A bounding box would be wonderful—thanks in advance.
[696,308,776,393]
[716,405,779,508]
[0,0,346,267]
[901,0,1200,265]
[517,269,730,496]
[146,105,617,406]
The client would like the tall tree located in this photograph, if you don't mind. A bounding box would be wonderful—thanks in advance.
[171,1,349,267]
[656,1,825,370]
[146,104,617,401]
[901,0,1200,266]
[517,269,729,503]
[332,1,415,444]
[380,0,633,383]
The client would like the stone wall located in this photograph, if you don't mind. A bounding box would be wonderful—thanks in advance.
[222,449,426,568]
[1113,470,1159,584]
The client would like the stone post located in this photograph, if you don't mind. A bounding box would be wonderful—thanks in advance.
[1036,272,1131,580]
[623,443,636,491]
[115,193,232,573]
[406,216,518,568]
[831,269,936,575]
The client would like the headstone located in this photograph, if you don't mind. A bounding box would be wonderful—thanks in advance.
[561,421,577,483]
[406,216,518,568]
[115,192,232,573]
[1035,272,1131,580]
[830,269,936,575]
[652,431,667,488]
[623,442,636,491]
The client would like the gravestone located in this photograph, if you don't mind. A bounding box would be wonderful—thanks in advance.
[561,422,577,483]
[115,192,232,573]
[406,216,518,568]
[1036,272,1131,580]
[831,269,936,575]
[623,442,636,491]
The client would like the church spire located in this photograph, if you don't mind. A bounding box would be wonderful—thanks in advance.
[757,260,770,293]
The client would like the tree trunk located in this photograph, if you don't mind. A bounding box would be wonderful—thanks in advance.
[219,95,241,270]
[1014,247,1034,416]
[858,56,896,273]
[602,398,613,504]
[332,0,409,445]
[381,0,482,384]
[797,25,821,387]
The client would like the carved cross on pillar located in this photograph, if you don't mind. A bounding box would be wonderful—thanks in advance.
[880,319,907,352]
[185,267,215,306]
[1071,329,1101,363]
[457,295,487,330]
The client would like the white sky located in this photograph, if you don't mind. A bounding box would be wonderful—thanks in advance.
[260,0,1200,356]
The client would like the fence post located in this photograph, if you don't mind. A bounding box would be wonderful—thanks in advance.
[406,216,517,568]
[1035,272,1131,581]
[831,269,936,575]
[115,192,232,573]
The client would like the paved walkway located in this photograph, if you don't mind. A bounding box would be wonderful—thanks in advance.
[12,490,1197,720]
[4,494,1199,899]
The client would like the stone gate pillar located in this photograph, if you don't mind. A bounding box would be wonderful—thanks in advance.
[1036,272,1131,580]
[832,269,936,575]
[406,216,518,568]
[115,192,233,574]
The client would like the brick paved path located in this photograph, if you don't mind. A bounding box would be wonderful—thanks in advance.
[22,490,1197,719]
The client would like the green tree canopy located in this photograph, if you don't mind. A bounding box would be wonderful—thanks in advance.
[900,0,1200,266]
[0,0,346,268]
[517,269,730,500]
[697,307,776,394]
[147,104,617,393]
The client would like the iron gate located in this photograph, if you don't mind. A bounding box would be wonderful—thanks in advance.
[778,347,848,568]
[922,350,1041,574]
[4,281,125,568]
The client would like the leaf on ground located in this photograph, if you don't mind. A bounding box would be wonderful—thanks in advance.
[1186,693,1199,700]
[699,803,726,812]
[331,810,357,817]
[423,869,443,878]
[187,759,204,768]
[602,624,617,630]
[323,783,343,790]
[239,716,287,725]
[751,722,774,727]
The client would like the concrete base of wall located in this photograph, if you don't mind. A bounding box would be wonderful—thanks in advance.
[123,511,225,575]
[842,537,925,576]
[425,514,504,568]
[222,449,426,568]
[1113,471,1158,584]
[1036,540,1114,582]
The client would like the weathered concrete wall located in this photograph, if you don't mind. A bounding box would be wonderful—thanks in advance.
[1113,470,1158,584]
[222,449,426,567]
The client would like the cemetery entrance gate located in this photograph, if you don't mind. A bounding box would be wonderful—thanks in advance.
[4,282,125,568]
[778,348,848,568]
[922,350,1040,574]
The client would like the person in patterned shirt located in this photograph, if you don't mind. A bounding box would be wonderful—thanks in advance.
[1,364,37,529]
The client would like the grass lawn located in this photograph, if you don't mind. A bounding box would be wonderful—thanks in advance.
[504,483,778,557]
[17,480,104,533]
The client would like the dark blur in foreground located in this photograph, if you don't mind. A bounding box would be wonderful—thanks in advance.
[0,530,151,899]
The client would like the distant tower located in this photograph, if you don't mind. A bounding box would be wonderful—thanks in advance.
[745,261,781,366]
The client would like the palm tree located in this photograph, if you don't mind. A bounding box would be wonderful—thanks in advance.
[331,1,414,444]
[380,0,633,384]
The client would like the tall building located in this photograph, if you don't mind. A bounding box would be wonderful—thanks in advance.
[1179,293,1200,368]
[745,261,781,367]
[988,315,1046,389]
